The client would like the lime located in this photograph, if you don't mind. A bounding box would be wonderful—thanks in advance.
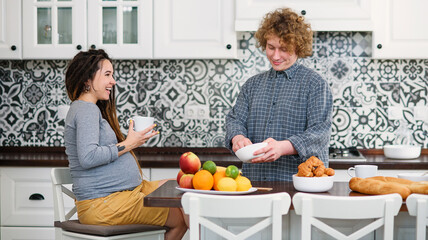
[225,165,239,179]
[202,160,217,175]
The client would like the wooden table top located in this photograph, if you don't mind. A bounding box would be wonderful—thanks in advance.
[144,180,408,211]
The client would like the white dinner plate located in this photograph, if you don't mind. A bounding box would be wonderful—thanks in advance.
[175,187,257,195]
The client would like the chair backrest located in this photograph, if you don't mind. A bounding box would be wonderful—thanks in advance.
[406,193,428,240]
[292,192,402,240]
[51,167,77,222]
[181,192,291,240]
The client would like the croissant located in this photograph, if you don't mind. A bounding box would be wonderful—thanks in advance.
[297,161,313,177]
[296,156,335,177]
[324,168,335,176]
[307,156,324,167]
[313,165,326,177]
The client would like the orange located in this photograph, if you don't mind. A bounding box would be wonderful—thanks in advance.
[213,168,227,191]
[192,170,214,190]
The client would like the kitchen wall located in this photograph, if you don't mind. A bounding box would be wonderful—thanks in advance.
[1,32,427,149]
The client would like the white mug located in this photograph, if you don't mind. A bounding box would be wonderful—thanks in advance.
[348,165,378,178]
[128,116,154,132]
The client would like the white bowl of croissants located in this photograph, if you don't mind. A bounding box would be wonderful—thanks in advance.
[293,156,335,192]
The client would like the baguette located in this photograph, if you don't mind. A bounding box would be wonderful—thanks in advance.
[349,177,411,199]
[367,176,428,195]
[407,182,428,195]
[367,176,415,185]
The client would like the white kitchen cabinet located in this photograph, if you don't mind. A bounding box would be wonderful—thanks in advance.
[153,0,237,59]
[0,167,58,239]
[22,0,86,59]
[20,0,233,59]
[22,0,151,59]
[1,167,58,227]
[372,0,428,59]
[0,166,150,239]
[0,0,22,59]
[235,0,373,32]
[0,167,75,239]
[151,168,179,181]
[87,0,153,59]
[1,227,55,240]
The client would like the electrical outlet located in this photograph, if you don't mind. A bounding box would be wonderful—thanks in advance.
[184,106,196,118]
[184,105,209,119]
[196,106,209,119]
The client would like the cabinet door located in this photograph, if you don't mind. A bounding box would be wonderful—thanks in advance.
[235,0,373,31]
[22,0,86,59]
[151,168,179,181]
[1,227,55,240]
[372,0,428,59]
[1,167,54,226]
[0,0,21,59]
[0,167,75,227]
[154,0,237,59]
[87,0,152,59]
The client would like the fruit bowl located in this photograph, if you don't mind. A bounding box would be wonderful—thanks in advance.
[383,145,421,159]
[292,174,334,192]
[235,142,267,163]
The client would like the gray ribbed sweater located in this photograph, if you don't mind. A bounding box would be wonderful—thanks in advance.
[64,100,141,201]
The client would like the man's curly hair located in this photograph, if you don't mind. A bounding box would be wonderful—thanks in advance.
[255,8,313,58]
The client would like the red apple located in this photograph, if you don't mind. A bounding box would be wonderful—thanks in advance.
[176,170,184,184]
[179,174,194,189]
[179,152,201,174]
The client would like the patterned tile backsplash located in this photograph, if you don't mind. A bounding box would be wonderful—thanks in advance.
[1,32,427,148]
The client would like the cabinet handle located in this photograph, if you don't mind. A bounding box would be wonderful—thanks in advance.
[11,45,17,51]
[76,45,82,50]
[301,10,306,15]
[226,44,232,50]
[377,44,382,49]
[29,193,45,200]
[90,44,96,49]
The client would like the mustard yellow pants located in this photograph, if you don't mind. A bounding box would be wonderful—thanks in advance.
[76,180,169,226]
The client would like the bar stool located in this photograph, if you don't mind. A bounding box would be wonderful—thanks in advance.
[406,193,428,240]
[293,192,402,240]
[181,192,291,240]
[51,167,167,240]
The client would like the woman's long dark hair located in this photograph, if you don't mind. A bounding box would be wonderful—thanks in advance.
[65,49,137,160]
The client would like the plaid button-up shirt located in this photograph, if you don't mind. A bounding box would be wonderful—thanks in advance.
[225,63,333,181]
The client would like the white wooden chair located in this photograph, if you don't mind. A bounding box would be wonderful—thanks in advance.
[292,192,402,240]
[51,167,167,240]
[181,192,291,240]
[406,193,428,240]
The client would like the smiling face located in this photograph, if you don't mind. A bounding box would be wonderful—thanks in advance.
[265,35,298,71]
[84,59,115,103]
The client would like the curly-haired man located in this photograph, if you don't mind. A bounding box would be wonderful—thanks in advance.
[225,8,333,181]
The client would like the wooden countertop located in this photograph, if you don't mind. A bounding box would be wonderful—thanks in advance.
[0,147,428,170]
[144,180,408,211]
